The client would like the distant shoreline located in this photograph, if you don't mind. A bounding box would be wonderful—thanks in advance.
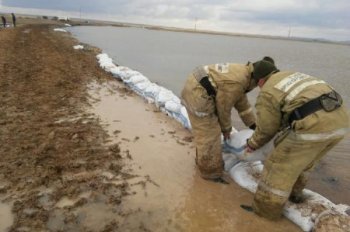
[2,12,349,46]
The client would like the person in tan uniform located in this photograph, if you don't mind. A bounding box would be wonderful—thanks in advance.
[181,58,272,183]
[244,60,349,219]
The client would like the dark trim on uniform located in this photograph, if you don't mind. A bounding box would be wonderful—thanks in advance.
[199,76,216,97]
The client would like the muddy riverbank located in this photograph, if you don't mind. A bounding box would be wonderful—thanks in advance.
[1,18,346,231]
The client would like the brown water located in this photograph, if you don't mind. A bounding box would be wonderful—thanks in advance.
[87,80,301,231]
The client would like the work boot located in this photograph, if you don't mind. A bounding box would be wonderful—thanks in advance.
[289,194,306,204]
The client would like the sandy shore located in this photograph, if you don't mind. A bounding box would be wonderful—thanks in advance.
[0,18,303,231]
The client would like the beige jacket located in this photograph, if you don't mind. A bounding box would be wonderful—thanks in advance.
[248,71,349,149]
[181,63,256,133]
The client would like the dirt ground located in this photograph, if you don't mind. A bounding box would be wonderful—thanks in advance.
[0,19,145,231]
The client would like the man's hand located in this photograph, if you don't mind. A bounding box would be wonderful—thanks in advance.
[223,131,231,140]
[241,140,255,160]
[246,144,255,153]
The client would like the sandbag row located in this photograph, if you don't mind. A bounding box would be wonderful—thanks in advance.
[96,53,191,129]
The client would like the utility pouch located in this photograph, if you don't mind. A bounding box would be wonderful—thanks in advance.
[320,91,342,112]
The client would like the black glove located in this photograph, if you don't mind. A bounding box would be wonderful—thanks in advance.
[249,123,256,130]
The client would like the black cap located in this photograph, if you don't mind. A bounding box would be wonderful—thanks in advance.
[262,56,275,64]
[252,60,278,80]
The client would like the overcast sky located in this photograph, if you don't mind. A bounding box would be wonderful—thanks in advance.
[1,0,349,41]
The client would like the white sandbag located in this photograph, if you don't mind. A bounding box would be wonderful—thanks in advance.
[54,28,67,32]
[222,129,271,162]
[226,129,350,232]
[177,107,191,129]
[134,81,151,91]
[73,45,84,50]
[223,153,240,171]
[96,53,109,60]
[97,54,116,72]
[180,106,189,119]
[229,161,263,193]
[226,129,252,151]
[97,54,113,64]
[124,74,149,85]
[164,106,191,129]
[165,101,182,114]
[155,88,179,107]
[180,107,191,128]
[222,129,252,155]
[119,70,141,81]
[109,66,130,79]
[131,80,151,97]
[144,83,161,103]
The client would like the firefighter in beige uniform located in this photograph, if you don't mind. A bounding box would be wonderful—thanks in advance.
[245,61,349,219]
[181,59,266,183]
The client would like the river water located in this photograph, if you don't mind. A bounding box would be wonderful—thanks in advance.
[67,26,350,205]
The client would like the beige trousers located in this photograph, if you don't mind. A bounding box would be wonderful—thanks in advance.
[253,133,344,220]
[187,110,224,179]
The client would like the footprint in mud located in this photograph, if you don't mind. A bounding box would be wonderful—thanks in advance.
[176,140,186,146]
[125,150,132,159]
[113,130,121,136]
[322,176,339,185]
[182,136,193,143]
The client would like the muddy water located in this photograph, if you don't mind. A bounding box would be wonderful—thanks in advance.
[308,133,350,204]
[0,200,13,232]
[88,81,301,231]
